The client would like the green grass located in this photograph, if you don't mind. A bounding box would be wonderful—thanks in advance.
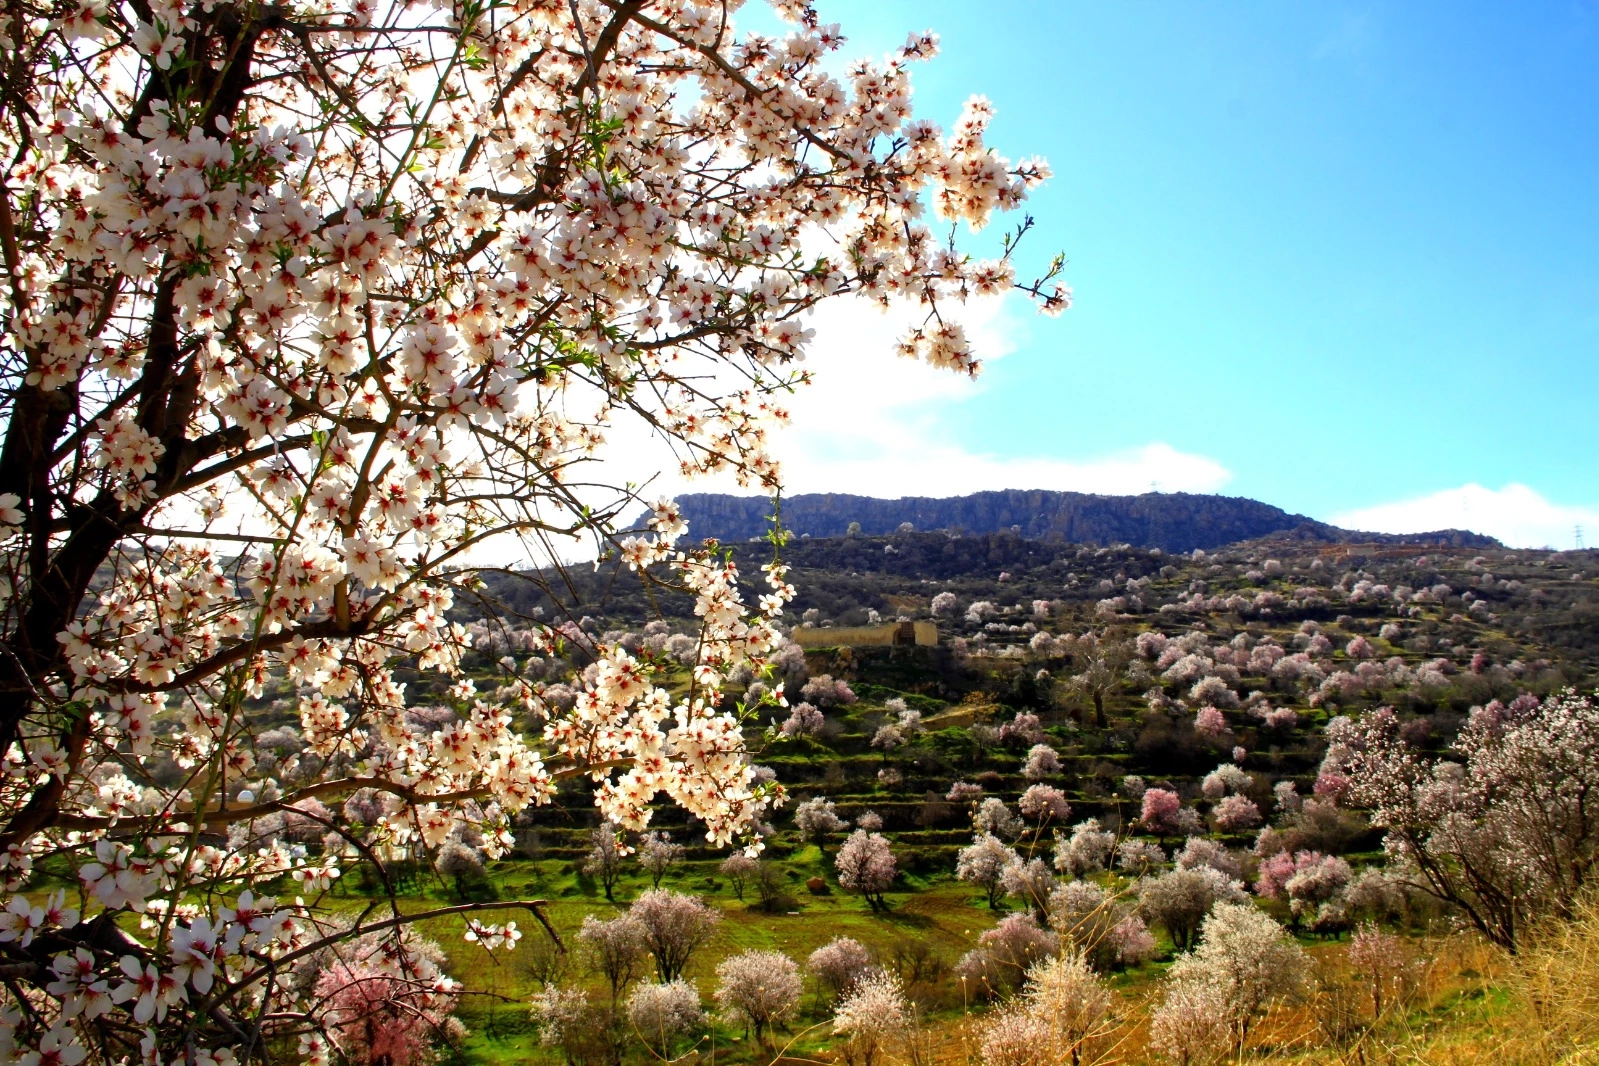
[329,850,1003,1065]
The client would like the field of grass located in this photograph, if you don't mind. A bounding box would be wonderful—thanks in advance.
[309,846,1584,1066]
[332,845,998,1065]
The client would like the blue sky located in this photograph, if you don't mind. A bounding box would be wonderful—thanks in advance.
[725,1,1599,548]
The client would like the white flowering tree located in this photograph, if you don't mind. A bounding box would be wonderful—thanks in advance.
[1331,693,1599,951]
[0,0,1062,1058]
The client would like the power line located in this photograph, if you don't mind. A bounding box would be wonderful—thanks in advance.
[1578,524,1586,551]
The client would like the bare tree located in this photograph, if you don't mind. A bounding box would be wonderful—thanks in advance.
[1065,632,1134,727]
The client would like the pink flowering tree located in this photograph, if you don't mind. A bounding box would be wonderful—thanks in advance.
[1194,706,1228,739]
[315,960,462,1066]
[957,833,1017,908]
[1212,794,1263,833]
[836,829,898,910]
[1141,788,1185,842]
[0,0,1066,1059]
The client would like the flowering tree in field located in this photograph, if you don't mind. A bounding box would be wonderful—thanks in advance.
[1138,867,1247,952]
[1065,633,1132,728]
[715,948,802,1049]
[1022,743,1062,781]
[1158,902,1306,1058]
[794,795,848,852]
[626,979,704,1060]
[779,700,824,737]
[977,951,1114,1066]
[0,0,1064,1054]
[316,960,463,1066]
[1211,794,1262,833]
[1141,788,1185,840]
[957,833,1017,908]
[808,936,873,1003]
[578,912,649,1008]
[1000,855,1058,919]
[1047,879,1138,973]
[1148,978,1230,1066]
[629,888,719,982]
[832,970,912,1066]
[975,796,1023,840]
[1332,693,1599,950]
[1054,818,1116,877]
[836,828,897,910]
[636,830,686,888]
[719,851,758,900]
[584,822,627,902]
[309,929,462,1066]
[955,912,1056,999]
[1193,706,1227,739]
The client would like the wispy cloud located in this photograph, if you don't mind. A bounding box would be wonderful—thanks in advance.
[1334,483,1599,550]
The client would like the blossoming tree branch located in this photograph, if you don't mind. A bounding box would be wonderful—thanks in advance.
[0,0,1064,1059]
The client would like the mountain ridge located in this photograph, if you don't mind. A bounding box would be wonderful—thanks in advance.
[639,490,1499,554]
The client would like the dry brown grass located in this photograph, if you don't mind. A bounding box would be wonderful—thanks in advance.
[771,900,1599,1066]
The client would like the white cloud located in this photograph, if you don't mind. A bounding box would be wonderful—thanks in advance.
[505,292,1231,566]
[1334,483,1599,550]
[644,292,1233,500]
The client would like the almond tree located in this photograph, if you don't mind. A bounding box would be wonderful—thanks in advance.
[636,830,685,889]
[714,948,802,1049]
[1331,693,1599,951]
[628,888,718,982]
[957,833,1016,908]
[0,0,1063,1058]
[1160,903,1305,1056]
[836,828,897,910]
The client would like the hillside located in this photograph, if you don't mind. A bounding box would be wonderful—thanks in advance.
[639,490,1501,553]
[411,531,1599,1063]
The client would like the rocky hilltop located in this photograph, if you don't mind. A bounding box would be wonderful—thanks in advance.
[645,490,1499,554]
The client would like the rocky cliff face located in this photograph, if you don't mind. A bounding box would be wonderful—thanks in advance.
[642,490,1498,553]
